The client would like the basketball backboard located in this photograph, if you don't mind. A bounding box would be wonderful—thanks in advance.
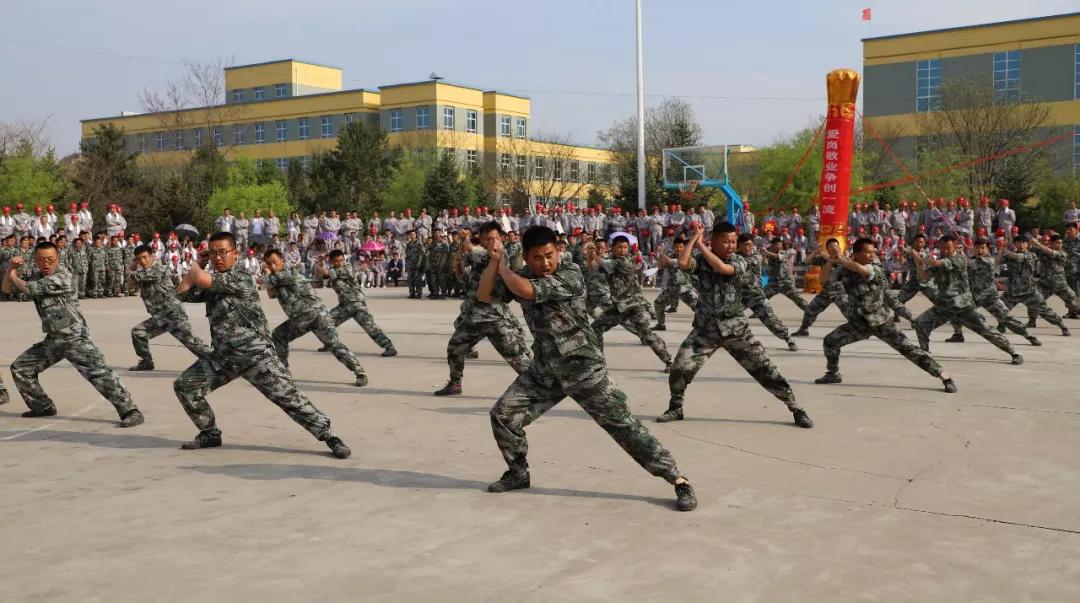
[661,145,730,190]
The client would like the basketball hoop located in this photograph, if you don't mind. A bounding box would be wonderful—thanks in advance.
[678,180,700,200]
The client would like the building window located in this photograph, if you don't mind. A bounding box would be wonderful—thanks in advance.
[275,83,287,98]
[569,161,580,182]
[255,122,265,144]
[234,124,245,146]
[515,117,526,139]
[515,155,526,178]
[276,158,288,170]
[254,86,265,101]
[466,149,477,170]
[466,110,477,133]
[390,109,402,132]
[155,132,165,150]
[232,89,244,103]
[553,161,562,182]
[916,59,941,112]
[213,126,223,147]
[138,134,147,152]
[345,113,354,125]
[587,162,597,181]
[442,106,455,130]
[993,50,1021,103]
[298,118,310,140]
[321,116,333,138]
[500,115,511,137]
[193,128,203,148]
[417,106,431,130]
[534,156,545,179]
[174,131,185,150]
[499,153,511,176]
[276,120,287,142]
[299,156,311,170]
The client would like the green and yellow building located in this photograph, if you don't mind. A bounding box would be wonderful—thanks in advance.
[862,11,1080,171]
[80,58,614,203]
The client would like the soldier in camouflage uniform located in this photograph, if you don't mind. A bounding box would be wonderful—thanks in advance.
[0,235,18,301]
[173,232,351,458]
[651,239,699,331]
[105,235,125,297]
[962,239,1041,346]
[793,238,847,336]
[893,234,935,320]
[127,245,212,371]
[13,236,34,302]
[426,230,450,299]
[910,235,1022,363]
[591,234,672,370]
[67,237,89,298]
[997,235,1069,337]
[504,229,524,271]
[814,237,957,392]
[315,249,397,356]
[88,233,108,298]
[261,249,369,387]
[582,241,613,320]
[659,223,812,427]
[761,238,809,311]
[122,235,137,296]
[433,222,532,396]
[1026,235,1080,326]
[481,225,698,512]
[404,230,426,299]
[2,243,144,426]
[1064,223,1080,318]
[0,373,8,405]
[736,234,799,351]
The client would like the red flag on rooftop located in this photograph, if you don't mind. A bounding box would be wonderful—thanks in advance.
[862,7,872,21]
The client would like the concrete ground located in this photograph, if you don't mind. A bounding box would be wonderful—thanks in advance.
[1,285,1079,602]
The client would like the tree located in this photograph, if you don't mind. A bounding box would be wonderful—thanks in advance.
[307,121,398,213]
[0,152,69,206]
[421,152,467,211]
[993,156,1037,206]
[0,117,54,160]
[385,149,434,213]
[485,132,612,211]
[73,123,141,217]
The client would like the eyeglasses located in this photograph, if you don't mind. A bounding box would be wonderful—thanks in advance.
[206,248,235,258]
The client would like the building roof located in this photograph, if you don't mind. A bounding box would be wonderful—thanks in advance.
[81,87,379,123]
[377,80,530,100]
[224,58,343,71]
[861,11,1080,42]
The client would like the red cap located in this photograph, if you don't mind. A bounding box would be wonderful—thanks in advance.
[69,203,77,210]
[81,201,89,208]
[2,207,9,214]
[34,206,42,213]
[1000,199,1009,206]
[46,204,54,211]
[16,202,24,209]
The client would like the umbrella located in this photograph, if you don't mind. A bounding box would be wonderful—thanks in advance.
[248,234,273,248]
[360,240,386,252]
[174,224,199,239]
[607,231,638,247]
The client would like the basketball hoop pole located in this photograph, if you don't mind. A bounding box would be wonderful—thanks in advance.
[634,0,646,211]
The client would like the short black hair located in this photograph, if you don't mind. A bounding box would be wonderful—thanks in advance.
[134,244,153,256]
[34,241,58,254]
[1014,234,1030,243]
[478,221,503,236]
[770,237,782,244]
[712,222,737,236]
[1066,222,1078,230]
[825,238,839,247]
[263,248,282,260]
[208,231,237,248]
[974,238,989,246]
[939,234,957,244]
[329,249,346,259]
[611,235,630,247]
[913,233,926,241]
[673,237,688,246]
[852,237,876,254]
[521,226,557,252]
[737,233,753,244]
[1050,234,1063,242]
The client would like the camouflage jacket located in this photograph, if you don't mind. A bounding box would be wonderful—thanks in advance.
[179,267,274,372]
[404,240,426,270]
[326,264,368,306]
[266,268,327,320]
[926,253,974,310]
[505,240,524,271]
[88,246,108,271]
[660,254,693,294]
[967,256,999,301]
[505,260,599,369]
[460,248,511,323]
[839,263,893,328]
[686,253,749,337]
[1064,237,1080,275]
[130,261,185,316]
[25,266,86,337]
[427,240,450,271]
[764,249,796,284]
[600,255,647,313]
[1036,248,1069,289]
[584,260,612,308]
[811,254,845,295]
[107,246,125,269]
[1000,251,1037,296]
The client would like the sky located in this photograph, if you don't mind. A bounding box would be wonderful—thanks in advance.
[2,0,1077,156]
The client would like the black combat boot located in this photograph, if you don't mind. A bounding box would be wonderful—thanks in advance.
[791,328,810,337]
[119,409,145,427]
[814,372,842,384]
[942,378,958,393]
[656,400,684,423]
[129,359,155,371]
[181,431,222,450]
[675,482,697,511]
[793,409,813,428]
[0,388,9,405]
[944,332,965,343]
[326,436,351,459]
[488,470,530,493]
[354,373,369,387]
[433,381,462,396]
[381,346,398,357]
[1010,354,1023,365]
[651,323,666,331]
[22,406,57,418]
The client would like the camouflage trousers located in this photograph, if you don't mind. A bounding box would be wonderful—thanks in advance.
[173,354,332,440]
[1027,283,1080,323]
[668,322,801,412]
[592,305,672,364]
[426,270,446,296]
[653,288,698,327]
[1002,290,1065,329]
[89,268,105,297]
[407,269,425,297]
[131,312,212,363]
[885,290,915,322]
[896,279,935,305]
[447,314,531,384]
[490,358,683,483]
[971,294,1032,338]
[329,301,394,350]
[743,295,793,344]
[272,313,366,378]
[105,267,123,297]
[823,320,943,378]
[74,269,88,298]
[11,334,137,416]
[914,305,1016,356]
[799,288,846,331]
[764,280,808,311]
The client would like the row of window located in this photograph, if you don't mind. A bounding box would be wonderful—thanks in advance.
[497,153,610,183]
[993,50,1021,104]
[231,84,289,103]
[139,115,355,151]
[1075,45,1080,101]
[1074,125,1080,170]
[388,107,525,137]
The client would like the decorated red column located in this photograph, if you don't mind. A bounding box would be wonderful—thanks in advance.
[817,69,860,253]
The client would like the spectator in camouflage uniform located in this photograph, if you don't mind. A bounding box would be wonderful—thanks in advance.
[122,235,137,296]
[761,238,809,311]
[736,234,799,351]
[426,230,450,299]
[911,235,1022,364]
[127,245,213,371]
[106,236,125,297]
[88,233,108,298]
[1065,223,1080,318]
[2,242,144,426]
[651,240,699,331]
[432,222,532,396]
[591,234,672,370]
[481,225,699,512]
[404,230,426,299]
[997,236,1069,337]
[659,223,812,427]
[173,232,351,458]
[793,238,847,336]
[1026,235,1080,326]
[67,237,89,298]
[814,237,957,393]
[261,249,369,387]
[315,249,397,357]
